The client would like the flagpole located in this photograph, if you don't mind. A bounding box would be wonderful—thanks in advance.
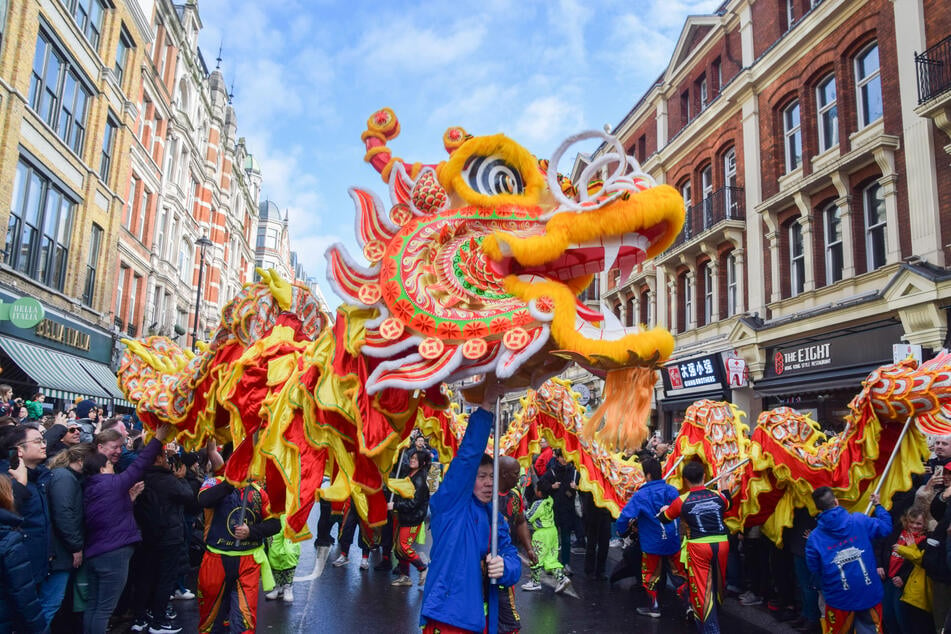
[865,416,914,514]
[491,394,502,560]
[704,458,751,487]
[662,455,685,481]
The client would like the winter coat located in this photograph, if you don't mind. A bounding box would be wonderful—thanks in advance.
[615,479,680,556]
[47,466,84,572]
[527,496,555,530]
[0,508,47,633]
[805,504,891,611]
[74,417,97,445]
[134,465,196,546]
[83,439,162,559]
[894,541,932,612]
[393,468,430,527]
[1,461,52,586]
[420,409,521,634]
[537,459,576,519]
[533,448,552,476]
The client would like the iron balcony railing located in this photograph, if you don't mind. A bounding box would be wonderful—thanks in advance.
[916,35,951,104]
[672,186,745,249]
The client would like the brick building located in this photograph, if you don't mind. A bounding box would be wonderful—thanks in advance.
[115,0,261,352]
[595,0,951,438]
[0,0,153,409]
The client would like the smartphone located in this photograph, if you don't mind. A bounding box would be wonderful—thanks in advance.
[8,447,19,470]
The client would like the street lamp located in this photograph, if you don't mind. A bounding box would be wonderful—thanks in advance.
[191,235,213,351]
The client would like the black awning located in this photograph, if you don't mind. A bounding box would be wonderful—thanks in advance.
[752,363,884,397]
[659,390,729,411]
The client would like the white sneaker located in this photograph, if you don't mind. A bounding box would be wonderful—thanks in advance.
[391,574,413,586]
[521,580,542,591]
[282,585,294,603]
[360,556,370,570]
[332,553,349,567]
[172,588,195,600]
[555,577,571,594]
[264,587,282,601]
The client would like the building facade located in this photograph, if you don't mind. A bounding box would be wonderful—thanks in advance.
[115,0,261,352]
[0,0,154,410]
[595,0,951,439]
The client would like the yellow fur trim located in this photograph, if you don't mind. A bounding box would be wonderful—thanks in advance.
[439,134,544,206]
[363,146,390,162]
[482,184,684,267]
[360,130,388,143]
[503,276,674,365]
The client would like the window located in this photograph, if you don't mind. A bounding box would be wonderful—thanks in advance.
[681,181,692,237]
[823,205,843,285]
[701,165,713,226]
[726,252,737,316]
[82,223,102,305]
[179,240,191,280]
[680,90,691,125]
[115,266,128,325]
[855,43,883,128]
[100,114,117,181]
[723,148,737,216]
[864,183,886,271]
[136,188,150,242]
[640,289,650,326]
[128,274,139,331]
[699,76,708,110]
[713,58,722,93]
[684,275,693,328]
[5,160,74,291]
[123,175,138,229]
[783,101,802,173]
[29,30,92,154]
[67,0,105,49]
[114,28,132,86]
[625,297,635,328]
[786,0,796,29]
[155,207,168,258]
[790,221,805,296]
[703,264,713,325]
[817,75,838,152]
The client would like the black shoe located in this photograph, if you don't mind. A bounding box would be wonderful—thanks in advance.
[776,609,798,623]
[149,622,183,634]
[374,559,391,571]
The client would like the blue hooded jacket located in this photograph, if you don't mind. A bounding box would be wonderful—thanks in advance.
[805,504,891,611]
[615,479,680,555]
[420,408,521,634]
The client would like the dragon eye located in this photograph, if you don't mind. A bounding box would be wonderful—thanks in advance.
[463,155,525,196]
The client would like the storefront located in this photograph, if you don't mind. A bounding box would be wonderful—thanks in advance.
[0,289,132,414]
[659,352,731,441]
[753,321,904,431]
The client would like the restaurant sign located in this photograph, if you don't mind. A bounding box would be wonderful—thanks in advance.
[763,323,903,379]
[0,297,45,328]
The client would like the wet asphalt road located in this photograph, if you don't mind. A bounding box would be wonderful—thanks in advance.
[160,515,769,633]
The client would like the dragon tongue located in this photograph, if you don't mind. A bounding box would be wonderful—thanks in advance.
[575,297,603,322]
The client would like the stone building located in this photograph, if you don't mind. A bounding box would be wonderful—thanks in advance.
[595,0,951,439]
[0,0,154,409]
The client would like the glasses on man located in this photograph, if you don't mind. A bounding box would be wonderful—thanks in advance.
[66,428,81,433]
[18,438,46,447]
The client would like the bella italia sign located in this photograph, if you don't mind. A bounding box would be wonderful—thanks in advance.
[0,297,45,328]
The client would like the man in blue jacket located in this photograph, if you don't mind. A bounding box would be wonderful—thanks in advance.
[420,386,521,634]
[616,456,685,618]
[805,486,890,634]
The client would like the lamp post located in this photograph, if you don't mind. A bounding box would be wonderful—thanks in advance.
[191,235,213,351]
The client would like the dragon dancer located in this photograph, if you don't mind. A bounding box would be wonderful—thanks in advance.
[661,461,732,633]
[522,488,570,594]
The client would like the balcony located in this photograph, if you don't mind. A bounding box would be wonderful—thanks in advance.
[671,186,745,249]
[126,323,138,337]
[916,35,951,104]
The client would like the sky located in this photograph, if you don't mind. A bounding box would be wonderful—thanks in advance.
[195,0,724,307]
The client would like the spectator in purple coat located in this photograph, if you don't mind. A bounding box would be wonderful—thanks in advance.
[81,423,174,634]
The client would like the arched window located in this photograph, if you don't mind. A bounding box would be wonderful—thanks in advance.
[783,101,802,173]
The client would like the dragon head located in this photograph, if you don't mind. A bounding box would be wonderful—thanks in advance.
[327,108,683,401]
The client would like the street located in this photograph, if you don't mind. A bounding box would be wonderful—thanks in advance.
[161,515,771,633]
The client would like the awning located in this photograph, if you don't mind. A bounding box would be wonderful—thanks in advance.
[660,390,729,411]
[77,358,125,401]
[752,363,884,397]
[0,337,111,402]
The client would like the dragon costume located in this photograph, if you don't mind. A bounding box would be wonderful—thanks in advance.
[117,110,684,537]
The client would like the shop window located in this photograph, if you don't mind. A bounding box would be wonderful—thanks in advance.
[823,204,843,284]
[82,223,102,305]
[864,183,886,271]
[855,43,882,128]
[29,29,92,154]
[783,101,802,173]
[5,160,74,291]
[789,221,805,296]
[726,252,738,316]
[816,75,838,151]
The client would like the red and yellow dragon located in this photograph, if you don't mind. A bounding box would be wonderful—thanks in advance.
[118,110,684,536]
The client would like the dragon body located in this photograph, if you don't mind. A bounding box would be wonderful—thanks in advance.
[118,110,683,536]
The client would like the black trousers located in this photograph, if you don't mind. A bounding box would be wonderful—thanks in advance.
[131,541,184,622]
[583,496,612,576]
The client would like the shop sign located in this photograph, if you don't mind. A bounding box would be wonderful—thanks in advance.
[663,353,726,395]
[722,350,749,387]
[0,297,45,328]
[34,318,91,351]
[764,323,903,379]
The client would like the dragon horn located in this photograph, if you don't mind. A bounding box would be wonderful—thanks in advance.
[361,108,411,183]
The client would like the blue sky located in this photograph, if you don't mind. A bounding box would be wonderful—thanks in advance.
[196,0,723,307]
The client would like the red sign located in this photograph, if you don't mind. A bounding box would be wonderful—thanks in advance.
[774,351,785,375]
[667,366,684,389]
